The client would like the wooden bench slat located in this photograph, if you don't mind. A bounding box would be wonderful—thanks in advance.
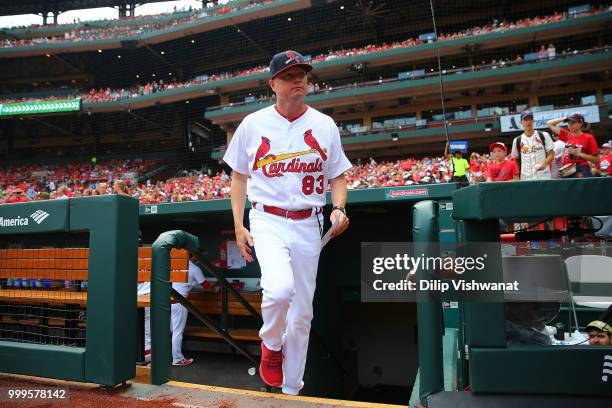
[0,259,88,269]
[0,257,187,270]
[0,269,186,282]
[0,249,88,259]
[0,290,151,308]
[137,270,188,283]
[46,318,87,329]
[184,327,260,341]
[138,247,189,258]
[188,300,262,310]
[137,294,150,308]
[0,269,88,280]
[0,248,189,260]
[187,291,263,302]
[137,258,189,270]
[185,301,261,316]
[48,317,66,327]
[0,289,87,305]
[1,315,42,325]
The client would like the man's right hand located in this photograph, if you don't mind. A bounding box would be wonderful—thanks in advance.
[235,226,254,262]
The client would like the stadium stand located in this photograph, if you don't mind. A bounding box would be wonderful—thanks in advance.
[1,6,609,106]
[1,1,611,403]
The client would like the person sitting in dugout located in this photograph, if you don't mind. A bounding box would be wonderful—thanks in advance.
[585,320,612,345]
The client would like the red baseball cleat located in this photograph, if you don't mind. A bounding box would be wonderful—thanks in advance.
[259,342,283,387]
[172,358,194,366]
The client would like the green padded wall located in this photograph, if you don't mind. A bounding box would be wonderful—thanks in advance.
[0,196,139,386]
[71,195,140,385]
[470,347,612,396]
[413,200,444,406]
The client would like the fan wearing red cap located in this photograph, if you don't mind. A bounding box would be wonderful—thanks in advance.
[598,142,612,176]
[486,142,519,182]
[546,113,599,177]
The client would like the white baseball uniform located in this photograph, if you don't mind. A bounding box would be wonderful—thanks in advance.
[223,104,351,395]
[140,260,206,364]
[551,140,566,179]
[510,131,554,180]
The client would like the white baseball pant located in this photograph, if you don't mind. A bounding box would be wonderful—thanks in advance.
[143,303,189,363]
[249,207,322,395]
[171,303,189,363]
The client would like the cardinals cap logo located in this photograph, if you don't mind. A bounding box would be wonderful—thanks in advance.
[285,51,302,65]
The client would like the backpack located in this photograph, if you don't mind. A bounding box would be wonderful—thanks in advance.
[513,131,547,173]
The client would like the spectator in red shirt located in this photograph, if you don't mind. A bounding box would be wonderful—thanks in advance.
[597,141,612,176]
[546,113,599,177]
[469,152,483,184]
[486,142,519,182]
[4,188,31,203]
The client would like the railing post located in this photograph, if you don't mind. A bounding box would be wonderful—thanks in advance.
[413,200,444,406]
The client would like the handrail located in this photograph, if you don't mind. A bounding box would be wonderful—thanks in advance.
[191,250,263,325]
[170,287,258,365]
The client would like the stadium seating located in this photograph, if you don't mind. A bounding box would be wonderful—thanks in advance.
[1,6,608,108]
[0,0,273,49]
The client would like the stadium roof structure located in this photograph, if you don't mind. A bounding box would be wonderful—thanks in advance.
[0,0,178,17]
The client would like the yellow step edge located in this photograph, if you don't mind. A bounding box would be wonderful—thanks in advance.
[167,380,406,407]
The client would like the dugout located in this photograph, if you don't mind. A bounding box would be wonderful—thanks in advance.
[415,177,612,408]
[138,183,457,403]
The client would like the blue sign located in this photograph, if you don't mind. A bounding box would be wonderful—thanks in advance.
[568,5,590,15]
[449,140,468,153]
[419,32,437,42]
[398,70,425,80]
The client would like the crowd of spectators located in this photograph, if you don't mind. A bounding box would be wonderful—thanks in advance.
[135,169,232,203]
[2,140,610,205]
[218,42,608,110]
[2,3,197,30]
[1,1,273,48]
[0,159,160,203]
[2,41,605,107]
[0,6,608,107]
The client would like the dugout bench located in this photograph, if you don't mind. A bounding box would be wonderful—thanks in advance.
[0,242,262,363]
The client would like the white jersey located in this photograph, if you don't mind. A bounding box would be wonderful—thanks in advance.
[511,131,553,180]
[550,140,566,179]
[223,105,352,209]
[173,260,206,297]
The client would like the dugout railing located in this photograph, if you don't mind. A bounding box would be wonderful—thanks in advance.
[148,230,264,385]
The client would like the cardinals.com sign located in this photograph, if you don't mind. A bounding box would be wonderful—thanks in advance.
[500,105,600,133]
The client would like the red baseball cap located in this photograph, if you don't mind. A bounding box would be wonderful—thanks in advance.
[489,142,507,153]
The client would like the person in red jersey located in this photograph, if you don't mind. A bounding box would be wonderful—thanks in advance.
[4,188,31,203]
[546,113,599,177]
[597,141,611,176]
[486,142,519,182]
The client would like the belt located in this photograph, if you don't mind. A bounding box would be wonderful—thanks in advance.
[252,202,316,220]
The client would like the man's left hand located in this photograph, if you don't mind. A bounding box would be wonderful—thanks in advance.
[330,209,349,238]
